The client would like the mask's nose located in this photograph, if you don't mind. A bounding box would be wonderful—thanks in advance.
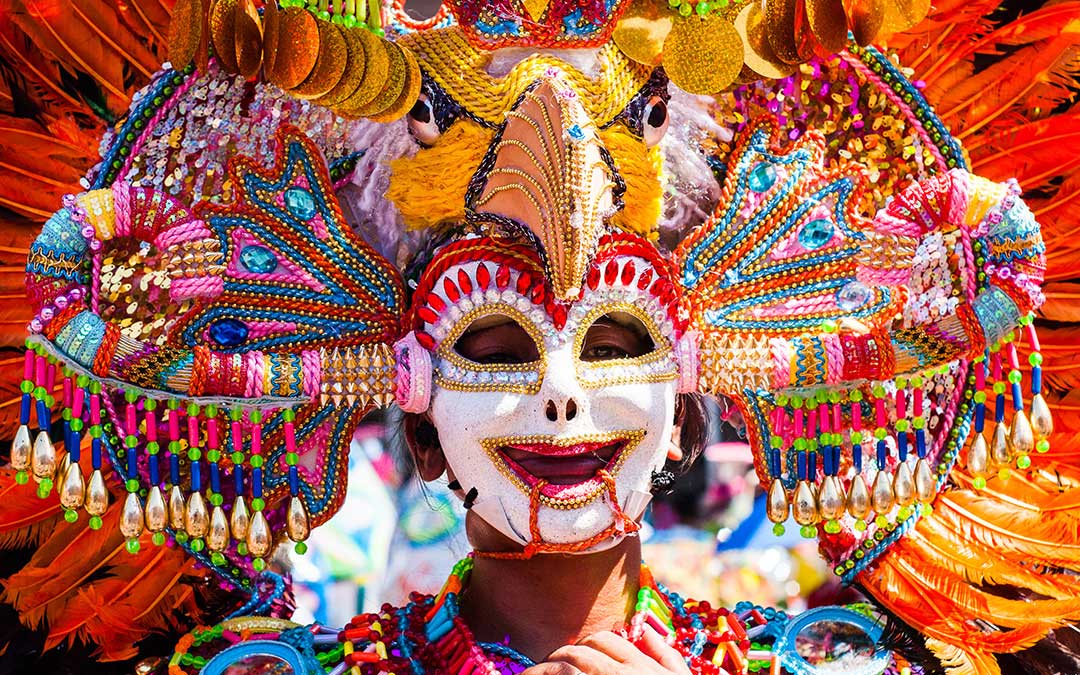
[545,397,578,422]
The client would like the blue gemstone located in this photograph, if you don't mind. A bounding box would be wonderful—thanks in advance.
[836,281,873,310]
[798,218,834,250]
[567,124,585,142]
[239,245,278,274]
[284,187,317,221]
[209,319,249,347]
[747,162,777,192]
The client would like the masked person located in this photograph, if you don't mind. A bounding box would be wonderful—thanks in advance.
[3,1,1080,674]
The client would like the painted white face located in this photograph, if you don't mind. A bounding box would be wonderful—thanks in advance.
[414,237,682,551]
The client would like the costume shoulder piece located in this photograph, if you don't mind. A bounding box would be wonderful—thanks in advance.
[0,1,1079,674]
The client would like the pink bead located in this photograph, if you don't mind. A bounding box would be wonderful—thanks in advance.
[72,387,85,418]
[832,403,841,431]
[895,389,906,420]
[231,420,243,454]
[992,353,1003,380]
[188,415,199,447]
[913,387,924,417]
[284,422,297,453]
[976,361,986,389]
[90,393,101,425]
[1026,323,1041,352]
[808,408,818,436]
[126,402,137,435]
[794,408,805,437]
[62,377,72,407]
[875,397,886,428]
[145,411,157,442]
[852,402,862,430]
[23,350,33,381]
[168,409,180,440]
[207,418,219,449]
[46,363,56,391]
[35,355,45,387]
[251,425,261,455]
[818,403,829,433]
[1006,342,1020,370]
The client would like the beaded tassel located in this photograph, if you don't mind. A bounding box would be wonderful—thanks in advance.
[765,403,789,529]
[230,407,250,547]
[166,399,186,533]
[185,404,210,552]
[205,405,230,557]
[246,408,272,569]
[11,349,34,483]
[145,399,168,542]
[892,380,915,508]
[791,397,819,533]
[968,356,990,486]
[58,373,86,516]
[989,347,1011,472]
[847,389,870,527]
[911,375,935,502]
[1004,334,1035,468]
[119,390,145,551]
[86,383,108,529]
[283,408,310,554]
[1025,315,1054,450]
[870,384,895,514]
[31,353,58,495]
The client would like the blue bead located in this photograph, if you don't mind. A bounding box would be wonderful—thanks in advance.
[798,218,834,250]
[209,318,249,347]
[747,161,777,192]
[284,187,317,221]
[239,245,278,273]
[835,281,872,310]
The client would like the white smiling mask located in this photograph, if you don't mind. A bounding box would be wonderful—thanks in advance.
[408,238,689,555]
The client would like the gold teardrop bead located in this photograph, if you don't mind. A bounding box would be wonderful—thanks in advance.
[31,431,57,480]
[185,491,210,538]
[1008,410,1035,457]
[871,470,895,514]
[230,496,250,541]
[120,491,145,538]
[85,469,109,516]
[11,424,31,471]
[818,476,845,521]
[1031,393,1054,440]
[793,480,819,526]
[145,486,168,532]
[247,509,272,558]
[59,462,85,510]
[56,453,70,492]
[914,458,936,502]
[207,505,230,552]
[990,422,1010,466]
[968,432,989,476]
[766,478,789,523]
[168,485,187,530]
[893,462,915,507]
[286,496,310,542]
[847,473,871,519]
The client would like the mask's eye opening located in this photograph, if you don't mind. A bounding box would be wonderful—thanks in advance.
[581,312,655,362]
[641,95,669,147]
[454,313,541,365]
[407,93,441,146]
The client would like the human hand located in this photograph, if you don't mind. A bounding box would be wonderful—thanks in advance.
[521,627,692,675]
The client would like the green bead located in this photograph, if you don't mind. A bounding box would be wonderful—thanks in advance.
[850,390,864,402]
[187,403,200,417]
[174,531,189,544]
[188,448,202,461]
[207,450,221,462]
[679,2,692,15]
[249,409,262,423]
[70,417,84,431]
[125,435,137,448]
[799,525,816,539]
[125,390,138,403]
[872,385,886,398]
[895,419,910,432]
[126,478,140,492]
[790,396,803,408]
[44,395,55,408]
[19,380,32,394]
[974,391,987,404]
[144,398,157,411]
[850,431,863,444]
[854,520,867,532]
[824,519,841,534]
[282,408,296,422]
[1037,439,1051,453]
[209,492,223,506]
[285,452,299,466]
[897,506,912,520]
[237,542,249,556]
[230,407,243,421]
[167,398,180,410]
[36,479,53,498]
[250,455,264,468]
[205,404,218,418]
[251,497,265,511]
[89,515,103,530]
[294,541,308,555]
[15,471,28,485]
[89,426,102,438]
[231,451,245,464]
[973,476,987,489]
[146,441,160,454]
[821,320,837,333]
[125,538,140,554]
[794,438,808,451]
[1029,353,1043,367]
[190,538,205,552]
[993,382,1006,395]
[874,515,888,528]
[211,552,226,566]
[771,523,786,537]
[64,508,78,523]
[152,532,166,546]
[169,440,182,452]
[1017,454,1031,469]
[910,375,924,388]
[874,428,888,440]
[252,557,266,571]
[1008,370,1022,384]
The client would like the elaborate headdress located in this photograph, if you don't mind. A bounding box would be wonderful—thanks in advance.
[2,1,1080,673]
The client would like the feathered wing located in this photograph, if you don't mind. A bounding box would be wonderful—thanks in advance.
[679,2,1080,673]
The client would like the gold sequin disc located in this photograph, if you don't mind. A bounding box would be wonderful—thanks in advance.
[291,18,349,99]
[662,13,743,95]
[612,0,673,66]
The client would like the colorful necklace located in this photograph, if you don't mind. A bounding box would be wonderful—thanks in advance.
[340,556,762,675]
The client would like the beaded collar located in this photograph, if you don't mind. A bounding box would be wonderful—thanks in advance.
[338,556,772,675]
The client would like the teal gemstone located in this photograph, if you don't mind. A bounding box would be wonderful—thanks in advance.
[747,161,777,192]
[836,281,872,310]
[284,187,317,220]
[209,318,249,347]
[239,245,278,273]
[798,218,834,250]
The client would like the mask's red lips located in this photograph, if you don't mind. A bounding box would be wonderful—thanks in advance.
[496,439,627,503]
